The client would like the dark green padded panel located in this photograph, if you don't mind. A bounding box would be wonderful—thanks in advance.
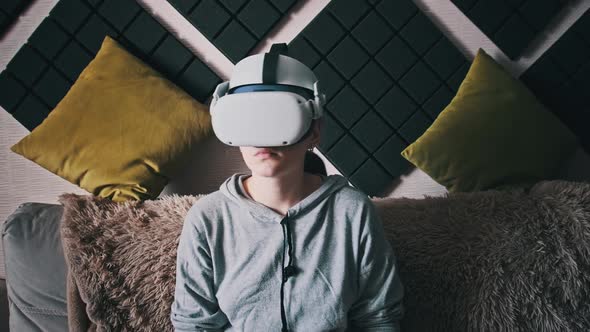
[288,0,470,196]
[521,9,590,152]
[0,0,32,34]
[451,0,570,59]
[0,0,222,132]
[166,0,298,63]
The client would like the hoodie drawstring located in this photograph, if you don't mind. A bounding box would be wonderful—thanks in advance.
[280,218,296,332]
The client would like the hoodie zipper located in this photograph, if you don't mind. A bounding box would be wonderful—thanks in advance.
[280,214,297,332]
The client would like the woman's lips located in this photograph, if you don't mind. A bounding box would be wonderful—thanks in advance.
[255,149,274,155]
[255,149,277,158]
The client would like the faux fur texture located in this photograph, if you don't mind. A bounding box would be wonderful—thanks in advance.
[59,193,203,331]
[59,180,590,332]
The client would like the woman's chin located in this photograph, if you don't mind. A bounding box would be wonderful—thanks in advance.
[252,169,278,177]
[251,163,285,177]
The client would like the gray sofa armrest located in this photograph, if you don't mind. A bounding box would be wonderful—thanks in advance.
[2,202,69,332]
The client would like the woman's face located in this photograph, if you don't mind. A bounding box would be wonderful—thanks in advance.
[239,120,321,178]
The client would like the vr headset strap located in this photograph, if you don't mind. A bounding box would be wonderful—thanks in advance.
[262,43,288,84]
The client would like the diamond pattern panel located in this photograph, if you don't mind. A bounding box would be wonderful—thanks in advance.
[167,0,298,63]
[0,0,222,132]
[0,0,32,34]
[288,0,470,196]
[521,9,590,152]
[451,0,570,59]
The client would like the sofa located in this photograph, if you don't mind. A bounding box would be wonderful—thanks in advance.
[3,178,590,331]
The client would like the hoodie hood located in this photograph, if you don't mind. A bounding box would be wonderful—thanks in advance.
[220,172,349,223]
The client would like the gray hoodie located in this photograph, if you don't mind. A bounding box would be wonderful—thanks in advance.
[171,173,404,331]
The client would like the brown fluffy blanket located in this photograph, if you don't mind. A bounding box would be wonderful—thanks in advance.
[59,180,590,332]
[60,194,201,332]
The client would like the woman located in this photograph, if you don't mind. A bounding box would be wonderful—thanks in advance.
[171,46,404,332]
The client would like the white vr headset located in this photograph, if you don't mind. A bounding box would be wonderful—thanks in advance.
[210,43,326,147]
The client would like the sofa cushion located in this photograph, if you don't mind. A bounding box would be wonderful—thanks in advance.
[2,202,68,332]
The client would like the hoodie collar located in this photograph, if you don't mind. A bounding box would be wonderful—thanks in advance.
[220,172,349,223]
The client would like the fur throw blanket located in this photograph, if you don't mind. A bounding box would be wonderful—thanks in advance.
[59,180,590,331]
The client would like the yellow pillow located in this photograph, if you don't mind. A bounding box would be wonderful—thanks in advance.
[401,48,578,192]
[10,36,212,202]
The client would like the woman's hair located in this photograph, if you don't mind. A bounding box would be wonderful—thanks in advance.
[304,151,327,175]
[301,118,327,176]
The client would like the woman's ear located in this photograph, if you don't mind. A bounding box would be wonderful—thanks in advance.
[311,119,322,146]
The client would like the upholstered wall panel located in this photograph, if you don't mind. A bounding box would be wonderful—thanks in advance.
[166,0,299,63]
[451,0,570,59]
[521,8,590,152]
[0,0,221,132]
[0,0,33,34]
[288,0,469,196]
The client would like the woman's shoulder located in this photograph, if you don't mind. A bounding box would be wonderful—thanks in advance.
[328,176,372,203]
[184,191,232,223]
[329,179,375,215]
